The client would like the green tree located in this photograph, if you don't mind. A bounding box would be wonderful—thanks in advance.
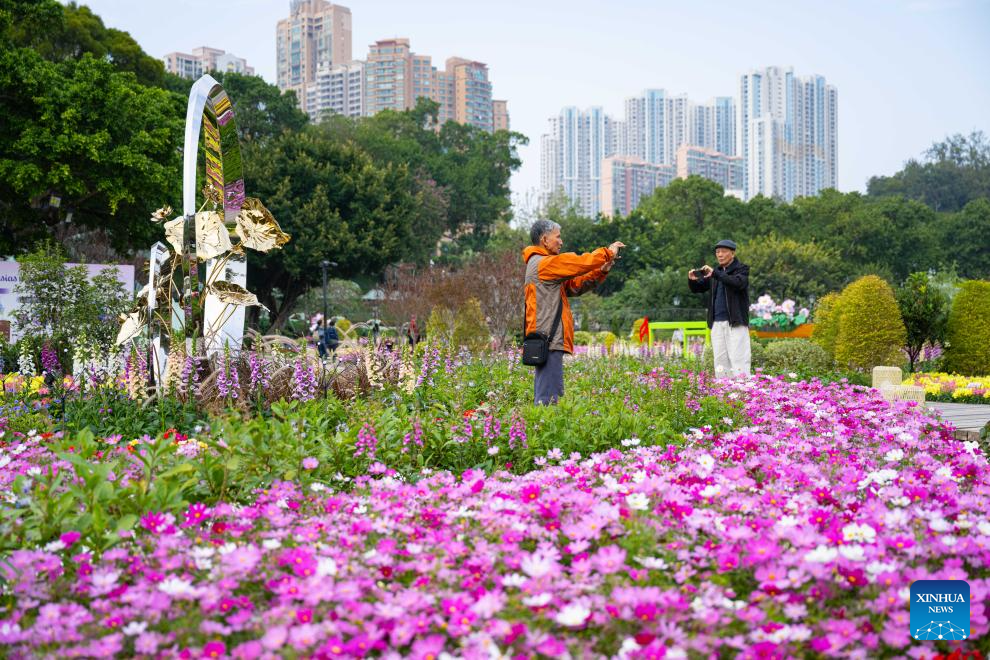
[896,272,949,372]
[0,48,184,254]
[868,131,990,212]
[743,234,849,305]
[44,3,166,87]
[244,128,420,328]
[943,280,990,376]
[12,240,127,350]
[938,199,990,280]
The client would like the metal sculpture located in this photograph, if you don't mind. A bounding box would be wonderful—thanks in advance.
[117,75,289,390]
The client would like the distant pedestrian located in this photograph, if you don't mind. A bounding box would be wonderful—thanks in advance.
[316,319,327,359]
[323,317,340,359]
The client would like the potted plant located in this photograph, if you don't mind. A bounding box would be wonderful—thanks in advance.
[749,295,813,338]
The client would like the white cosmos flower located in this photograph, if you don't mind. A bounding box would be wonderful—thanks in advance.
[884,449,904,462]
[625,493,650,511]
[838,545,866,562]
[554,602,591,626]
[804,545,838,563]
[317,557,338,577]
[122,621,148,636]
[502,573,527,588]
[158,576,195,596]
[522,593,552,607]
[842,523,877,544]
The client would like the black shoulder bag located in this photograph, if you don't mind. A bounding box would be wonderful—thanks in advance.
[521,294,564,367]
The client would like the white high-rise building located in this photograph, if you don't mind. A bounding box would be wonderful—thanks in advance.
[739,66,837,201]
[305,61,365,121]
[540,107,615,217]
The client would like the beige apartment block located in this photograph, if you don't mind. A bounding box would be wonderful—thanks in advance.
[493,100,510,131]
[276,0,352,111]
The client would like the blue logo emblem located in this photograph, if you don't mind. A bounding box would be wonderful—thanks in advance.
[910,580,970,640]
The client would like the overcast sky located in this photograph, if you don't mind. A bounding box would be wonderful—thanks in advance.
[80,0,990,215]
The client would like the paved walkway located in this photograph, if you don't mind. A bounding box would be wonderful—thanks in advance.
[926,402,990,441]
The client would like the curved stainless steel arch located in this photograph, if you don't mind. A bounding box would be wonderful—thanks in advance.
[181,75,248,358]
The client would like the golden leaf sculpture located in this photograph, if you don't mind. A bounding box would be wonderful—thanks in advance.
[164,217,184,255]
[115,310,145,345]
[195,211,232,260]
[235,198,291,252]
[207,280,269,311]
[203,183,221,206]
[150,205,172,222]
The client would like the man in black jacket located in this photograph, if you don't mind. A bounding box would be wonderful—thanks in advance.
[687,239,751,377]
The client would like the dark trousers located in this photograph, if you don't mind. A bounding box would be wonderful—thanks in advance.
[534,349,565,405]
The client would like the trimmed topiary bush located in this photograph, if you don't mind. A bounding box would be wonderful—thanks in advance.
[573,330,594,346]
[944,280,990,375]
[762,339,835,375]
[811,292,842,356]
[452,299,491,353]
[833,275,907,372]
[426,307,455,345]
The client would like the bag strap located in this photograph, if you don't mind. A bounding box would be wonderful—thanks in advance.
[521,287,565,341]
[547,290,564,344]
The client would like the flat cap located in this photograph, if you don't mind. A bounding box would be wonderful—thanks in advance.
[714,239,737,251]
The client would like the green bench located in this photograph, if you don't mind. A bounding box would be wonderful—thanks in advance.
[639,321,711,354]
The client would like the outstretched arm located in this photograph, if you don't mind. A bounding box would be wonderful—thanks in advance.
[537,247,613,282]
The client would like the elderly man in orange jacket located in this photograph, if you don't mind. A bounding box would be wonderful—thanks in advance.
[523,219,624,405]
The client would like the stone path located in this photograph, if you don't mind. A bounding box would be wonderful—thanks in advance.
[926,402,990,441]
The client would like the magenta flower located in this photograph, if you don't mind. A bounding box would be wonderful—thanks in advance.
[203,640,226,658]
[301,457,319,470]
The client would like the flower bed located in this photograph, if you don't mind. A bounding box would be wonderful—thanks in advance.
[905,373,990,404]
[2,373,988,657]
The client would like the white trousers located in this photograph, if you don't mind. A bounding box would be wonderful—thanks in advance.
[711,321,751,378]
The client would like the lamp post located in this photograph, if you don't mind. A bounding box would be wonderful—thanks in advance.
[320,260,337,324]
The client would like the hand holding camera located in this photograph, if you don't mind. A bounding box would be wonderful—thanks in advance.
[688,265,713,280]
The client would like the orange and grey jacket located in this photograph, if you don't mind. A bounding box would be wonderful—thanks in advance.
[522,245,614,354]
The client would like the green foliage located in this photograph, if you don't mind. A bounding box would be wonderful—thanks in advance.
[573,331,594,346]
[761,340,835,375]
[244,129,419,328]
[318,98,526,262]
[868,131,990,213]
[833,276,907,372]
[811,293,842,356]
[12,241,128,356]
[897,272,949,372]
[0,46,184,253]
[425,306,455,344]
[943,280,990,375]
[452,298,491,352]
[744,234,847,304]
[939,199,990,279]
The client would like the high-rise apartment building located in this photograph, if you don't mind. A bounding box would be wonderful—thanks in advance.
[539,107,614,216]
[304,61,364,121]
[675,145,744,197]
[493,100,510,131]
[362,39,506,132]
[163,47,254,79]
[738,66,837,201]
[276,0,352,112]
[541,91,740,214]
[365,38,414,114]
[600,156,675,218]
